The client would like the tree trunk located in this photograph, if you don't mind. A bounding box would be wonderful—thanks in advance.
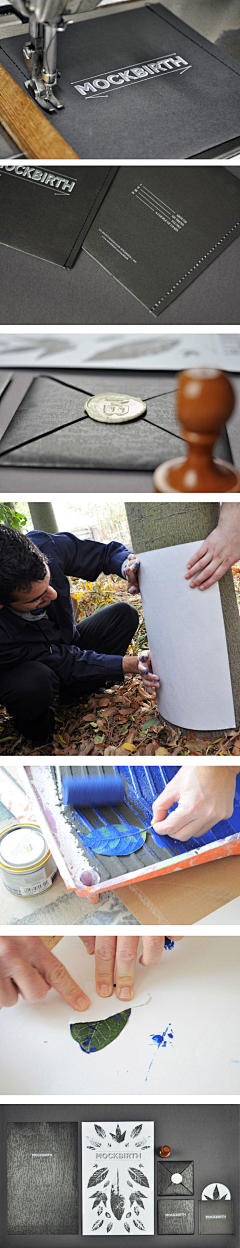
[28,503,58,533]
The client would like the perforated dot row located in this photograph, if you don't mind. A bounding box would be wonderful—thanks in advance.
[150,219,240,313]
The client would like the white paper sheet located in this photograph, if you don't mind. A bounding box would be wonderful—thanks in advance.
[82,1120,154,1236]
[139,542,236,730]
[69,989,150,1025]
[0,333,239,370]
[0,936,239,1096]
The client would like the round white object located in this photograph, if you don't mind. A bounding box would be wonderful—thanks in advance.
[84,393,147,424]
[202,1184,231,1201]
[0,826,46,867]
[171,1173,183,1185]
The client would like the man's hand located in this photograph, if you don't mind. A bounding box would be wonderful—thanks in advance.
[80,936,175,1000]
[151,765,240,841]
[122,651,160,693]
[123,554,140,594]
[0,936,90,1010]
[185,504,240,590]
[137,651,160,691]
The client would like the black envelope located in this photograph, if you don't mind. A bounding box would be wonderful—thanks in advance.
[0,371,232,469]
[0,165,115,268]
[158,1198,194,1234]
[199,1200,234,1235]
[1,2,240,159]
[157,1160,194,1196]
[83,166,240,316]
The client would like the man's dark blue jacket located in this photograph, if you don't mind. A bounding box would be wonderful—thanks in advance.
[0,530,131,684]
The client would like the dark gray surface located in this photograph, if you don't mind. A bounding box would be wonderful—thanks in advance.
[0,1105,239,1248]
[1,167,240,324]
[1,2,240,159]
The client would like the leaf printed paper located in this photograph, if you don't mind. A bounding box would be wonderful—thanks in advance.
[82,1122,154,1235]
[70,1011,131,1054]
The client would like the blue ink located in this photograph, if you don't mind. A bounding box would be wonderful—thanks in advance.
[145,1024,174,1081]
[164,938,174,950]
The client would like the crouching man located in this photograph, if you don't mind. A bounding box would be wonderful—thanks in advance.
[0,526,159,745]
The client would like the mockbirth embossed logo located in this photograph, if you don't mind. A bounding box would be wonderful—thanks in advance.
[1,165,76,194]
[72,52,191,98]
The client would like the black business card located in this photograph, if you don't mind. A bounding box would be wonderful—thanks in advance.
[158,1197,195,1234]
[83,167,240,315]
[0,165,116,267]
[1,1,240,158]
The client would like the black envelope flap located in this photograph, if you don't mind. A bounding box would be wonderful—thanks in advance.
[0,166,115,268]
[158,1161,194,1196]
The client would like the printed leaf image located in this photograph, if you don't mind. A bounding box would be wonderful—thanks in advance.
[91,1194,108,1209]
[82,1121,154,1236]
[129,1193,146,1209]
[110,1126,126,1143]
[128,1169,150,1188]
[213,1186,220,1201]
[70,1010,131,1054]
[88,1170,109,1188]
[111,1171,125,1221]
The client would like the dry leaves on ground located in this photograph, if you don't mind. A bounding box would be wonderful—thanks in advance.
[0,572,240,757]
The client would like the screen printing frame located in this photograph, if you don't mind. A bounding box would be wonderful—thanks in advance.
[20,763,240,902]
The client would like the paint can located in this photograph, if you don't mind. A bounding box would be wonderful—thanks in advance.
[0,823,57,896]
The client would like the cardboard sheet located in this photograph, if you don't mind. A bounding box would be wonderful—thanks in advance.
[84,167,240,315]
[1,2,240,158]
[139,542,236,730]
[0,165,115,268]
[0,936,239,1095]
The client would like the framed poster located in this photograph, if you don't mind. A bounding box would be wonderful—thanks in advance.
[82,1121,154,1235]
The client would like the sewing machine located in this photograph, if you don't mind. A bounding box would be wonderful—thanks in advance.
[10,0,103,110]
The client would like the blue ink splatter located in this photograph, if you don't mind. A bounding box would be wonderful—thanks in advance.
[145,1024,174,1081]
[164,938,174,950]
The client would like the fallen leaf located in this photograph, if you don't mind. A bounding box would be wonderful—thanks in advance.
[155,746,171,755]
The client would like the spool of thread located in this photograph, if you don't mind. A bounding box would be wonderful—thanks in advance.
[62,774,125,809]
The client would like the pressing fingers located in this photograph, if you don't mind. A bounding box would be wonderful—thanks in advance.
[94,936,117,998]
[140,937,165,966]
[32,941,90,1011]
[115,936,140,1001]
